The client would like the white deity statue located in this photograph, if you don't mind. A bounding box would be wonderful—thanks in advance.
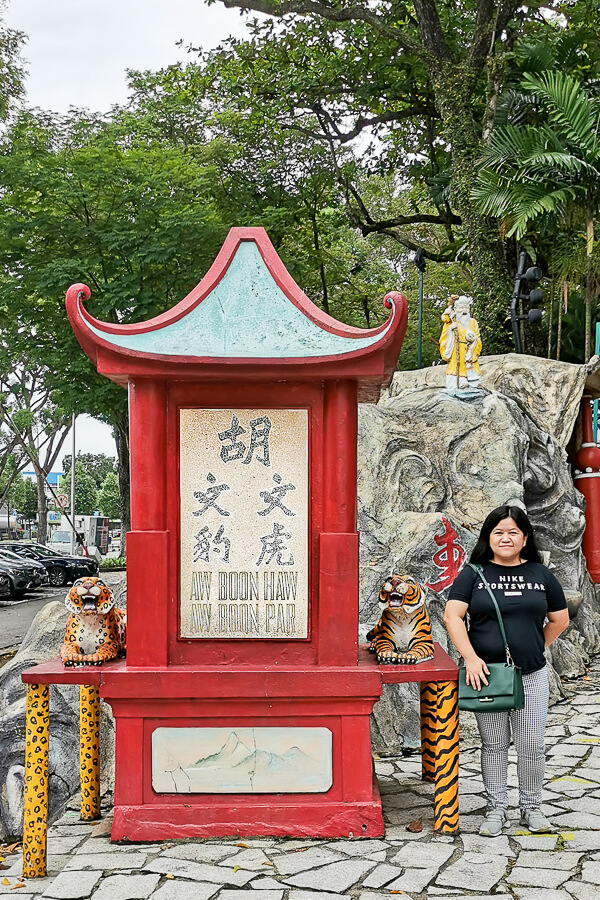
[439,295,482,391]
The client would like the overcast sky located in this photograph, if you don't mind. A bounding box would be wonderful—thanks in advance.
[5,0,251,113]
[5,1,254,466]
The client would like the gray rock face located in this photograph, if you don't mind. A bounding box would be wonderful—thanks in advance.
[0,602,78,840]
[360,355,600,754]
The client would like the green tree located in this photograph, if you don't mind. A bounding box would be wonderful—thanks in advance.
[14,477,38,524]
[0,0,25,121]
[62,452,117,491]
[0,107,233,548]
[126,65,482,358]
[473,71,600,360]
[59,462,98,516]
[96,471,120,519]
[205,0,564,347]
[0,359,71,542]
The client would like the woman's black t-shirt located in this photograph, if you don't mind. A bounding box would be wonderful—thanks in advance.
[447,561,567,674]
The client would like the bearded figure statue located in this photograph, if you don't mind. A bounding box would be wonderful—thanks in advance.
[439,295,482,391]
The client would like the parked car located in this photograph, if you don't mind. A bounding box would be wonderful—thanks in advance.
[0,570,11,598]
[0,549,46,597]
[0,548,47,587]
[0,542,99,587]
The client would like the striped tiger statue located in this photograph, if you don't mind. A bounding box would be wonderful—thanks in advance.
[367,573,434,665]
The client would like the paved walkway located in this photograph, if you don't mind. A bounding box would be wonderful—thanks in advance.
[3,659,600,900]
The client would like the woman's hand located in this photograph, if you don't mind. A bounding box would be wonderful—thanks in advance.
[464,654,490,691]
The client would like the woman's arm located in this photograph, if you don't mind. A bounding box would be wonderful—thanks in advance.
[443,599,490,690]
[544,608,570,648]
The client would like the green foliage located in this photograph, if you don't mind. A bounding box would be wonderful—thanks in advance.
[62,452,117,491]
[59,462,98,516]
[0,107,232,425]
[473,68,600,358]
[0,1,25,122]
[96,471,120,519]
[473,73,600,240]
[100,555,126,569]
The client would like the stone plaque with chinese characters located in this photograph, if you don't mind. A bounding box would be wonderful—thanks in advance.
[180,408,309,639]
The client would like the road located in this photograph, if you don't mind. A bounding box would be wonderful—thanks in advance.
[0,571,125,659]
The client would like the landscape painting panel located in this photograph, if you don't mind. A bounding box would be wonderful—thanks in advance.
[152,726,332,793]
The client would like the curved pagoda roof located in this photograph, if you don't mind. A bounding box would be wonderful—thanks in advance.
[66,227,408,401]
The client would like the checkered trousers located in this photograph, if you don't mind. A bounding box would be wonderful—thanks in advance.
[474,666,550,811]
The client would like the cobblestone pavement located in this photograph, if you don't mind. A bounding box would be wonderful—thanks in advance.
[3,659,600,900]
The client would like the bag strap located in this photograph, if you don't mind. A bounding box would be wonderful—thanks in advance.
[468,563,514,666]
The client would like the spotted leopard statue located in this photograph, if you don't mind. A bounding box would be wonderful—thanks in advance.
[367,573,434,665]
[61,576,126,667]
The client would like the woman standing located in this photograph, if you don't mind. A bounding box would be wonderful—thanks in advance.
[444,505,569,836]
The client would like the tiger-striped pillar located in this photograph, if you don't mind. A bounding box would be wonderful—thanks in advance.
[22,683,49,878]
[79,685,101,820]
[432,680,459,833]
[419,682,437,782]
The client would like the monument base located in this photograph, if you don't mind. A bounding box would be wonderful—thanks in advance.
[112,784,384,840]
[101,664,384,841]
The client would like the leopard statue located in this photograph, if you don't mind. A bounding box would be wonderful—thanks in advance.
[367,573,434,665]
[61,576,126,667]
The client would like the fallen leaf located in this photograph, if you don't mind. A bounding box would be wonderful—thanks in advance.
[406,818,422,833]
[10,886,25,891]
[165,874,174,880]
[1,879,10,886]
[233,866,242,873]
[0,866,8,872]
[263,861,274,866]
[236,843,248,848]
[388,892,406,894]
[294,848,307,853]
[0,856,4,862]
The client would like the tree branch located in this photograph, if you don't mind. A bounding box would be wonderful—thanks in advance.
[216,0,420,52]
[360,212,462,230]
[373,226,458,261]
[313,106,439,144]
[470,0,522,70]
[412,0,452,62]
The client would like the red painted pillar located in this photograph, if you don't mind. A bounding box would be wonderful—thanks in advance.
[575,395,600,583]
[323,380,357,533]
[319,380,359,665]
[127,379,169,665]
[129,380,167,530]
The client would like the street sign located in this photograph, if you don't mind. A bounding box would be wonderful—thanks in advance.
[56,493,69,509]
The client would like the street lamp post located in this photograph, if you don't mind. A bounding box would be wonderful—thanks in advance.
[70,414,76,555]
[412,249,427,368]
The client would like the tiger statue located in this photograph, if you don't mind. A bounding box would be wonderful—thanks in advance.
[367,573,434,665]
[61,577,126,667]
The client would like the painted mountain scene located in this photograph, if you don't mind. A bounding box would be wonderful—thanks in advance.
[152,726,333,793]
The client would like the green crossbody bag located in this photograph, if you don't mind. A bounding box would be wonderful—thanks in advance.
[457,563,525,712]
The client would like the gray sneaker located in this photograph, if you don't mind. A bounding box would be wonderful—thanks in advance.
[520,808,552,833]
[479,808,509,836]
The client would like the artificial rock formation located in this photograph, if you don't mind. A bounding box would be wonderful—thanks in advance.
[360,354,600,754]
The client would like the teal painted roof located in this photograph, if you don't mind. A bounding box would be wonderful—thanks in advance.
[83,241,393,359]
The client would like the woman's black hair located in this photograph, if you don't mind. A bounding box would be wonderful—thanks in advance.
[469,505,542,564]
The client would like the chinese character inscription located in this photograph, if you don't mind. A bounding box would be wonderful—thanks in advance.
[180,408,308,639]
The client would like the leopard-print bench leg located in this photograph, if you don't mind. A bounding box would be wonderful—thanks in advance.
[80,685,101,820]
[22,683,49,878]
